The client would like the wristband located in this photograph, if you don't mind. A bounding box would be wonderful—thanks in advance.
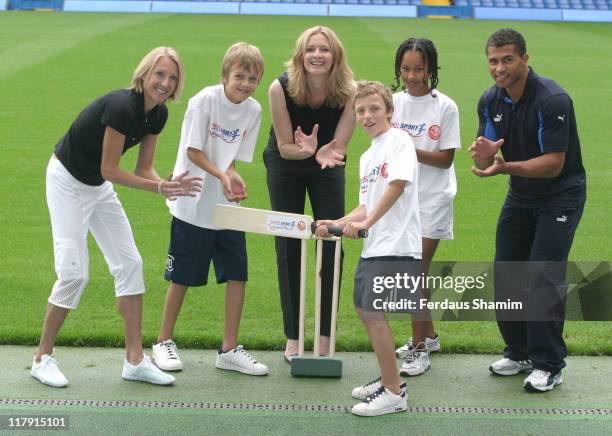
[157,180,164,195]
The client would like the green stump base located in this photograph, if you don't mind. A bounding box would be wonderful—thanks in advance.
[290,356,343,378]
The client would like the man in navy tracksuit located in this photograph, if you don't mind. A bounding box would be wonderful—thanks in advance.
[470,28,586,393]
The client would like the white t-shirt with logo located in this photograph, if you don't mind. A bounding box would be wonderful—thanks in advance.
[359,128,421,259]
[392,89,460,207]
[168,84,261,229]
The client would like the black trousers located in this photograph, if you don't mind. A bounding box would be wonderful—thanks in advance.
[264,150,344,339]
[494,200,584,373]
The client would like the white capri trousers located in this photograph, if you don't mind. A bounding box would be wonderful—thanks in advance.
[46,156,145,309]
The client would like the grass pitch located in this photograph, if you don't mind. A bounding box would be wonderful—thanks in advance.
[0,12,610,354]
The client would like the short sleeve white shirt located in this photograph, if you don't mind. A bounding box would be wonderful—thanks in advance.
[359,128,421,259]
[168,84,262,228]
[392,89,460,207]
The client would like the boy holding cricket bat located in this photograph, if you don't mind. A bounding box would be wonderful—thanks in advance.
[315,80,422,416]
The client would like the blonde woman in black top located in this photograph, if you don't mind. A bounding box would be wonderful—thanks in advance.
[31,47,201,388]
[264,26,355,361]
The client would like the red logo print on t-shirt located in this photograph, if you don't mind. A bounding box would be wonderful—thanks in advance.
[428,124,441,140]
[380,162,388,178]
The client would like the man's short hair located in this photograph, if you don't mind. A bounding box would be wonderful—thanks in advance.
[353,80,394,115]
[221,42,264,82]
[485,28,527,56]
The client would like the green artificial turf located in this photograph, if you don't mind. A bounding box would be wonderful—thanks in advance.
[0,12,610,354]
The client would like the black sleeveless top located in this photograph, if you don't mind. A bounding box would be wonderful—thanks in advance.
[266,73,344,161]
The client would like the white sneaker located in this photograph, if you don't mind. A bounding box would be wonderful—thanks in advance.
[215,345,269,376]
[152,340,183,371]
[122,355,175,385]
[523,369,562,392]
[399,344,430,377]
[31,354,69,388]
[351,377,382,400]
[396,334,440,358]
[489,357,533,376]
[351,382,408,417]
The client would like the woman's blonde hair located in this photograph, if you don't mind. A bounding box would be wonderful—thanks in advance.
[129,47,184,102]
[285,26,353,108]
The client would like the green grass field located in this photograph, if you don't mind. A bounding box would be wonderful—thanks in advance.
[1,12,610,354]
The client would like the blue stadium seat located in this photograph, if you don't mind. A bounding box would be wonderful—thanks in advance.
[506,0,519,7]
[396,0,411,4]
[469,0,482,6]
[594,0,608,8]
[372,0,385,4]
[557,0,569,6]
[454,0,468,5]
[518,0,532,7]
[384,0,398,4]
[532,0,545,7]
[493,0,507,6]
[359,0,372,4]
[544,0,557,7]
[569,0,583,7]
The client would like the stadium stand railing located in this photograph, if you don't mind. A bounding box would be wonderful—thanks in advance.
[4,0,612,20]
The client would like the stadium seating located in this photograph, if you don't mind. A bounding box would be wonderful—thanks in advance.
[8,0,612,14]
[435,0,612,7]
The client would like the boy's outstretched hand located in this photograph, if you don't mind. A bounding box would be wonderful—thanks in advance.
[221,169,248,203]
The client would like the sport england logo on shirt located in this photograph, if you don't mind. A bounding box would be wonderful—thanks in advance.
[392,121,427,137]
[360,162,388,193]
[209,123,241,143]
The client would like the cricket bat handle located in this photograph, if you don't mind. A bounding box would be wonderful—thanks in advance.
[310,222,368,238]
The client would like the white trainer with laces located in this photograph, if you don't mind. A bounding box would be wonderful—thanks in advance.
[399,344,430,377]
[396,334,440,358]
[215,345,269,376]
[31,354,69,388]
[351,377,382,400]
[152,340,184,371]
[351,382,408,417]
[523,369,562,392]
[122,355,175,385]
[489,357,533,376]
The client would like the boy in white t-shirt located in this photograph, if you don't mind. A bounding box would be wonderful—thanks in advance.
[391,38,461,376]
[152,43,269,376]
[316,81,422,417]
